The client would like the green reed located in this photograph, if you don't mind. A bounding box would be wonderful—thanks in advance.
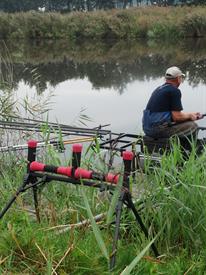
[142,142,206,254]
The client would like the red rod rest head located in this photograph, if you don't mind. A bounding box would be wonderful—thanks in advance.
[30,161,45,171]
[74,168,92,179]
[105,173,119,184]
[72,143,83,153]
[57,167,72,177]
[122,151,134,161]
[28,140,37,148]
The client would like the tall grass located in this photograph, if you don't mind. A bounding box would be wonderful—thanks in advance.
[1,138,206,273]
[141,143,206,255]
[0,6,206,40]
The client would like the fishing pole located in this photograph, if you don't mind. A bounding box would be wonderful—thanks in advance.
[0,120,111,136]
[1,115,73,128]
[1,115,112,135]
[0,120,110,135]
[0,122,111,153]
[0,125,106,137]
[0,136,96,153]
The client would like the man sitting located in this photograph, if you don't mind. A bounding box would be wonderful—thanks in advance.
[142,66,202,140]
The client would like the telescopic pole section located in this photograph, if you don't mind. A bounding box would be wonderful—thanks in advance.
[27,140,40,222]
[110,151,133,270]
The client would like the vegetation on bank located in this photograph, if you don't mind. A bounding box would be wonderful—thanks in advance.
[1,142,206,273]
[0,6,206,40]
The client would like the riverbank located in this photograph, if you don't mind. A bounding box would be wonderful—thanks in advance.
[0,6,206,40]
[1,143,206,273]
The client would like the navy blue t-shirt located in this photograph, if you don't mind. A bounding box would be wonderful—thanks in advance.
[146,83,183,112]
[142,83,183,133]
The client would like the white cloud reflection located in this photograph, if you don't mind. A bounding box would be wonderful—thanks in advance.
[16,77,206,135]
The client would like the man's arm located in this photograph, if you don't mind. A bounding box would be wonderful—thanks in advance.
[172,111,202,122]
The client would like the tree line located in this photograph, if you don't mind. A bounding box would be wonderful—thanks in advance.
[0,0,205,13]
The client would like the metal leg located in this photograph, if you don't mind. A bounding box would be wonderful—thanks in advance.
[125,193,159,257]
[0,175,47,221]
[32,184,40,223]
[110,191,125,270]
[0,174,29,219]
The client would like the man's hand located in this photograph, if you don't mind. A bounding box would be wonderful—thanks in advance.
[190,112,203,120]
[172,111,204,122]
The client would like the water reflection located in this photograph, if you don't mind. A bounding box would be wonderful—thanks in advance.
[0,38,206,133]
[1,38,206,94]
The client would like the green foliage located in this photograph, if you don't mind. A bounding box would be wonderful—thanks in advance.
[181,12,206,37]
[1,7,206,40]
[2,133,206,273]
[141,143,206,254]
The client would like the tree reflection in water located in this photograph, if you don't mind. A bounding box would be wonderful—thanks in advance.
[0,38,206,94]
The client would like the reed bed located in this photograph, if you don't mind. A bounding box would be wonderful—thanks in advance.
[0,6,206,40]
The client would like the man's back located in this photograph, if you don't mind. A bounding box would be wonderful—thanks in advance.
[146,83,182,113]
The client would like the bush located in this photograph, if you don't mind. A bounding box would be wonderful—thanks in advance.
[1,7,206,40]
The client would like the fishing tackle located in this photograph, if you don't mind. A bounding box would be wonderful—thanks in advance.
[0,140,159,270]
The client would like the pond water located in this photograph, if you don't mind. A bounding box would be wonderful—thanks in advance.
[1,38,206,136]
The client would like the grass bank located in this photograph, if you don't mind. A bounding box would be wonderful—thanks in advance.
[1,142,206,273]
[0,6,206,40]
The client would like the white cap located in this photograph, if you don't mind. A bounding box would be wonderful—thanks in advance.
[165,66,185,79]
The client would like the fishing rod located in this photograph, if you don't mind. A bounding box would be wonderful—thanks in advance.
[0,122,112,153]
[0,120,111,136]
[197,113,206,119]
[1,115,74,128]
[1,115,112,135]
[0,125,101,138]
[0,136,96,153]
[0,116,144,153]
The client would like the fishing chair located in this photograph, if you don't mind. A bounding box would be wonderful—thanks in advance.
[141,135,171,155]
[141,134,203,157]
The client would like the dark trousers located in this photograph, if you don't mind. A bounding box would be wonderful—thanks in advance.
[144,121,199,154]
[144,121,198,139]
[145,121,200,158]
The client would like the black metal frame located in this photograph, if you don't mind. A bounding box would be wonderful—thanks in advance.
[100,133,142,152]
[109,151,159,270]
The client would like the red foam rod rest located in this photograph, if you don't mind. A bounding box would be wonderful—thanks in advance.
[122,151,134,161]
[30,161,45,171]
[30,161,72,177]
[72,144,83,153]
[105,173,119,184]
[28,140,38,148]
[57,166,72,177]
[74,168,92,179]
